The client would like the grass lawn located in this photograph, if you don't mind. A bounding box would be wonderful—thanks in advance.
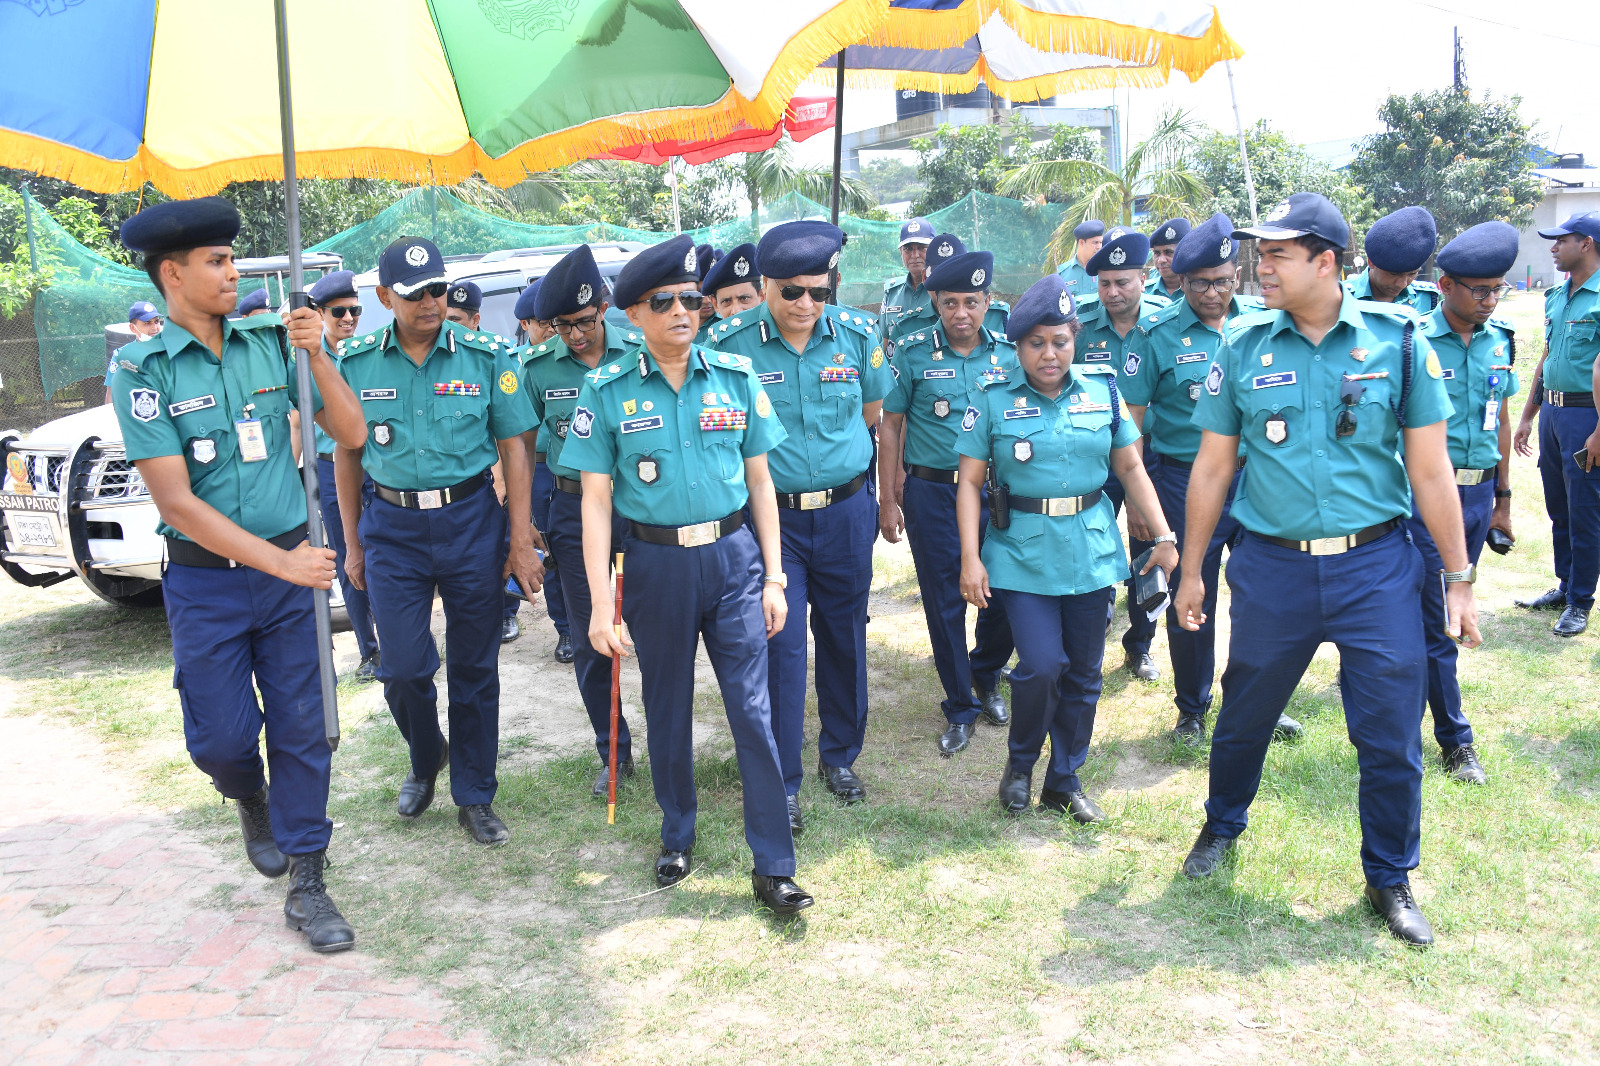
[1,292,1596,1065]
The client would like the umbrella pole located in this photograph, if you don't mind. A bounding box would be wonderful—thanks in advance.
[669,157,682,234]
[829,51,845,226]
[1226,61,1259,225]
[273,0,340,751]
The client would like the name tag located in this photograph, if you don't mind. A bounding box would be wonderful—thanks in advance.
[359,388,397,401]
[168,394,216,416]
[757,371,784,385]
[1069,403,1113,414]
[1252,371,1297,389]
[1175,352,1209,365]
[1084,351,1111,361]
[620,416,664,434]
[544,387,579,400]
[1003,407,1041,419]
[1440,369,1456,380]
[923,368,956,379]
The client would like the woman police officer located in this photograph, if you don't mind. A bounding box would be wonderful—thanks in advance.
[956,275,1178,818]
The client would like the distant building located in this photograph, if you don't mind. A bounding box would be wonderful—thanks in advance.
[1513,154,1600,289]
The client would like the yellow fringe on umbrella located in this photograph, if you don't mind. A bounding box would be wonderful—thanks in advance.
[811,59,1169,101]
[866,0,983,50]
[994,2,1244,80]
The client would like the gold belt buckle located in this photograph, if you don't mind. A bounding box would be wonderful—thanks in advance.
[1043,497,1076,517]
[799,490,829,510]
[415,489,443,510]
[1306,536,1348,556]
[678,520,719,547]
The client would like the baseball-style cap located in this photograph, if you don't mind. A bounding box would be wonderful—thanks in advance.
[1232,193,1350,249]
[377,236,447,296]
[1537,211,1600,241]
[128,300,160,322]
[899,218,934,247]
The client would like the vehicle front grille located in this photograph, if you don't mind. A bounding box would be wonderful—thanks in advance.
[6,452,65,497]
[81,449,149,503]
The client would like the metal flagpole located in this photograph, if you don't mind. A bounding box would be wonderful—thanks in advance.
[1226,61,1259,225]
[829,51,846,225]
[273,0,340,750]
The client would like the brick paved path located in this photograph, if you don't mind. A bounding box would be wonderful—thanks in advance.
[0,713,495,1065]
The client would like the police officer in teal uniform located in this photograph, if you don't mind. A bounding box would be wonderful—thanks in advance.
[692,244,720,343]
[1514,211,1600,636]
[880,218,934,354]
[709,221,891,826]
[1346,206,1441,314]
[522,244,637,796]
[1055,220,1104,300]
[883,233,1008,355]
[562,235,814,916]
[336,237,544,847]
[1407,221,1522,785]
[515,280,554,348]
[705,243,762,320]
[1175,193,1482,947]
[113,197,366,952]
[957,274,1178,820]
[879,246,1018,756]
[1145,218,1190,301]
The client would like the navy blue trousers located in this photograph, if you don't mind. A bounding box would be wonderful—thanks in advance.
[623,526,795,876]
[164,561,331,855]
[506,461,571,632]
[359,483,506,805]
[318,457,377,660]
[1102,468,1158,659]
[1537,403,1600,610]
[902,476,1014,724]
[996,587,1109,793]
[546,489,633,763]
[767,484,877,794]
[1405,480,1493,750]
[1151,457,1243,717]
[1207,529,1425,886]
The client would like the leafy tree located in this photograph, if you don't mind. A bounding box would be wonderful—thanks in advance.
[910,112,1099,216]
[1189,121,1374,235]
[860,157,920,207]
[1348,89,1542,240]
[730,137,873,219]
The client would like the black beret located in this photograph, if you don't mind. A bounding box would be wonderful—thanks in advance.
[1365,206,1437,273]
[447,280,482,314]
[613,234,699,308]
[308,269,357,305]
[1234,192,1350,249]
[1086,227,1150,275]
[378,236,447,295]
[924,250,994,294]
[702,242,758,295]
[756,220,843,279]
[1436,221,1520,279]
[1073,220,1106,240]
[514,278,543,322]
[1171,213,1240,274]
[535,244,603,320]
[236,288,271,315]
[1005,274,1077,342]
[120,196,240,254]
[1149,218,1192,247]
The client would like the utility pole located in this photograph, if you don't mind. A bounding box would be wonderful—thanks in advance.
[1453,27,1466,94]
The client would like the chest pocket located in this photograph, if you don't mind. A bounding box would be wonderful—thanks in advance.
[918,367,963,416]
[818,370,862,432]
[994,421,1047,484]
[1331,377,1393,447]
[1247,379,1305,451]
[1068,408,1113,457]
[359,391,405,451]
[432,392,489,452]
[167,388,232,479]
[1568,319,1600,351]
[249,388,294,458]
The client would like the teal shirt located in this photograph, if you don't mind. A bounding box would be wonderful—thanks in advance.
[1144,274,1184,301]
[336,320,536,491]
[706,303,892,494]
[1540,270,1600,394]
[880,272,931,350]
[954,366,1139,595]
[1419,307,1520,471]
[882,290,1006,356]
[1056,259,1095,301]
[311,333,344,457]
[884,326,1019,470]
[1075,294,1170,376]
[1122,294,1262,462]
[1193,292,1454,540]
[1344,271,1441,315]
[521,325,635,481]
[561,345,787,526]
[112,315,322,542]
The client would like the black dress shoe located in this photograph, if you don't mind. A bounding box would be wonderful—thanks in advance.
[1442,743,1488,785]
[284,850,355,953]
[1128,652,1161,681]
[1364,882,1434,947]
[787,794,804,835]
[236,787,288,879]
[353,653,379,683]
[1554,605,1589,637]
[397,740,448,820]
[1039,786,1103,823]
[1172,713,1207,744]
[1182,824,1235,879]
[752,872,814,916]
[1273,713,1303,740]
[554,633,575,663]
[457,803,510,845]
[975,685,1009,725]
[1515,586,1566,610]
[937,721,976,756]
[501,616,521,643]
[818,760,866,803]
[591,756,635,797]
[998,770,1031,814]
[656,846,692,886]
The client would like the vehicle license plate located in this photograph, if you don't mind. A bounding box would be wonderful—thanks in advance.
[7,513,56,547]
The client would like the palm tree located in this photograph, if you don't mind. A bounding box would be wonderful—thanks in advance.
[739,137,875,218]
[998,107,1210,269]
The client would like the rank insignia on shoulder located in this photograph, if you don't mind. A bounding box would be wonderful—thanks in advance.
[119,359,140,371]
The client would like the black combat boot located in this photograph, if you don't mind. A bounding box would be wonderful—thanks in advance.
[284,850,355,954]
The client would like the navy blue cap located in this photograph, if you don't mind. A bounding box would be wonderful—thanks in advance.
[756,220,844,280]
[1537,211,1600,241]
[702,242,758,295]
[308,269,356,305]
[926,233,966,270]
[120,197,240,254]
[899,217,934,246]
[514,279,544,322]
[924,250,994,294]
[1073,219,1105,240]
[1436,220,1520,279]
[1172,213,1239,275]
[535,245,603,319]
[128,300,160,322]
[1085,226,1150,275]
[1005,274,1077,342]
[1150,218,1192,247]
[613,234,699,308]
[1234,193,1350,249]
[236,289,270,315]
[378,236,447,296]
[1364,206,1436,272]
[446,280,482,314]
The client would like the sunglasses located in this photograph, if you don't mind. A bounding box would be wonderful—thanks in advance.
[643,290,705,314]
[1336,378,1365,438]
[399,282,449,302]
[779,285,832,303]
[325,305,363,320]
[551,313,600,336]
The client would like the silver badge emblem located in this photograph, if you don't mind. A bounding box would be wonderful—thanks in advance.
[1219,238,1233,258]
[684,247,698,272]
[933,398,951,418]
[1188,382,1202,401]
[827,250,840,269]
[1164,228,1175,241]
[1108,228,1126,240]
[555,417,570,439]
[1108,247,1127,266]
[971,268,986,286]
[1264,201,1292,222]
[373,424,392,446]
[577,283,593,305]
[733,258,749,277]
[937,241,953,258]
[908,221,921,233]
[1057,291,1072,315]
[451,287,467,303]
[1012,440,1032,462]
[191,438,216,464]
[129,388,160,422]
[404,244,430,267]
[638,458,659,484]
[1264,415,1288,445]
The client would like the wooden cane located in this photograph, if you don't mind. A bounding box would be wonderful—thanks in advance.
[607,552,625,825]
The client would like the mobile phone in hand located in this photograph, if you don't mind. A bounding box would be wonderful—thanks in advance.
[1441,571,1464,645]
[1575,447,1592,472]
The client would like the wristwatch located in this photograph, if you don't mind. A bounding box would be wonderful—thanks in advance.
[1443,566,1477,584]
[764,572,788,588]
[1494,488,1512,499]
[1152,532,1178,545]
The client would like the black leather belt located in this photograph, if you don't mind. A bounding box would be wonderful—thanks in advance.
[534,451,547,463]
[1454,467,1495,486]
[628,510,744,547]
[372,469,490,510]
[555,475,583,495]
[1155,453,1248,472]
[1545,389,1594,408]
[1258,518,1400,556]
[907,464,958,484]
[166,523,307,569]
[1008,489,1103,516]
[774,472,867,510]
[316,451,335,463]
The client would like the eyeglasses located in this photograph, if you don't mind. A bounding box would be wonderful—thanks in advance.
[1449,279,1511,301]
[551,313,600,335]
[325,306,362,320]
[643,290,705,314]
[399,282,449,302]
[1184,277,1237,294]
[778,285,832,303]
[1336,378,1364,438]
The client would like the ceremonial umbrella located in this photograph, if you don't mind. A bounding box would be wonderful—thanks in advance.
[0,0,888,746]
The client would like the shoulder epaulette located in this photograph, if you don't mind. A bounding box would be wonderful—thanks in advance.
[711,313,763,344]
[1354,299,1421,324]
[989,299,1011,313]
[1225,309,1276,341]
[1143,293,1172,310]
[828,306,877,338]
[1139,299,1185,334]
[708,350,753,370]
[521,339,557,364]
[1080,363,1115,375]
[1412,279,1440,293]
[585,358,632,387]
[233,314,282,332]
[1544,286,1561,303]
[448,323,509,354]
[121,336,165,366]
[338,326,392,358]
[1488,315,1516,334]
